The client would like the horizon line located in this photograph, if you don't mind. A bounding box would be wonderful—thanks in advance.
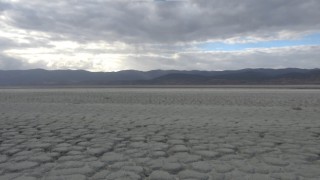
[1,67,319,73]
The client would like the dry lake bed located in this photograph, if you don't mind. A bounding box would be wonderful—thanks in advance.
[0,88,320,180]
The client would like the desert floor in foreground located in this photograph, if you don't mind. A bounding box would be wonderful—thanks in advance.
[0,88,320,180]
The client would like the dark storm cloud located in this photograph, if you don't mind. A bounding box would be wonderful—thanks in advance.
[0,36,52,51]
[0,37,15,50]
[2,0,320,44]
[0,54,23,69]
[0,1,11,12]
[0,53,44,70]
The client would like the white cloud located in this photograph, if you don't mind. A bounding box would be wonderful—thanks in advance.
[120,45,320,71]
[0,0,320,71]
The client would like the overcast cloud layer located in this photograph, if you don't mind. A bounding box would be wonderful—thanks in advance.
[0,0,320,71]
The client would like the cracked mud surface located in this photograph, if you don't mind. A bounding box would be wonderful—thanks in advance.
[0,88,320,180]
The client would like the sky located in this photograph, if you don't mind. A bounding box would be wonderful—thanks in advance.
[0,0,320,72]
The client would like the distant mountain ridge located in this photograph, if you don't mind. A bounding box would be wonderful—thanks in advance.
[0,68,319,86]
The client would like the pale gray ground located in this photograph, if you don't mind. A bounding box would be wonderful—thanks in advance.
[0,88,320,180]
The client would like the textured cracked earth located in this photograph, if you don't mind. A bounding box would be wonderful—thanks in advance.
[0,88,320,180]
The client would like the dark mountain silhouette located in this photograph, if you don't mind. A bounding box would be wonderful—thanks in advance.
[0,68,319,86]
[146,69,320,85]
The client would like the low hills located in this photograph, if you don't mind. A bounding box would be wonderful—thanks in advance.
[0,68,319,86]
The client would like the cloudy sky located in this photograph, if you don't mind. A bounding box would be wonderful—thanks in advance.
[0,0,320,71]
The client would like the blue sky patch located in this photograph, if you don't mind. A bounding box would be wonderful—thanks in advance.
[198,33,320,51]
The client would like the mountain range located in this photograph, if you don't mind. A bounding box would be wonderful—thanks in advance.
[0,68,319,86]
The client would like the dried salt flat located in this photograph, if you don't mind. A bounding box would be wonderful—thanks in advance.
[0,88,319,179]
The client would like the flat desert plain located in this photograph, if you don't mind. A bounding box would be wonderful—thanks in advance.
[0,88,320,180]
